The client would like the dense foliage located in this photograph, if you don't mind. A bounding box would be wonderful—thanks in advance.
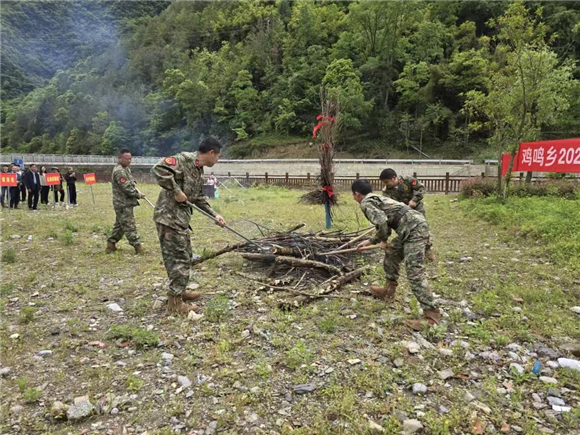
[1,1,579,158]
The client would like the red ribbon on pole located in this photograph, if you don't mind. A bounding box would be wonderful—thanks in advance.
[321,185,334,198]
[312,115,335,138]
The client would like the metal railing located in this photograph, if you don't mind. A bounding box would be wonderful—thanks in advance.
[0,153,481,166]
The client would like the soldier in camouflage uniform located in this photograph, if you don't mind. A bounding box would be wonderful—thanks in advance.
[106,149,146,254]
[352,179,440,329]
[380,168,435,261]
[152,137,227,315]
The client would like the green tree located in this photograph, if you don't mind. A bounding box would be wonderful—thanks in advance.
[101,121,130,155]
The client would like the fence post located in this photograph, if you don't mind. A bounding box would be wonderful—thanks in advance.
[519,172,523,185]
[246,172,249,182]
[356,172,360,180]
[307,172,310,182]
[413,171,417,178]
[285,172,289,185]
[481,172,485,179]
[265,172,268,183]
[445,172,450,195]
[228,171,231,177]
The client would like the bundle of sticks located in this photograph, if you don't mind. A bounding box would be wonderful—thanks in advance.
[193,224,380,308]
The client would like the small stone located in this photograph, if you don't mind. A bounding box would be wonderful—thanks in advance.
[402,419,424,434]
[552,405,571,413]
[177,376,192,388]
[547,397,565,407]
[536,345,559,359]
[439,349,453,357]
[532,393,542,403]
[465,351,476,361]
[539,376,558,384]
[293,384,316,394]
[439,405,450,414]
[10,333,20,340]
[250,386,260,394]
[368,419,384,434]
[393,358,405,368]
[347,358,361,365]
[152,300,163,310]
[50,401,67,419]
[38,350,52,358]
[0,367,11,377]
[161,352,174,361]
[10,405,23,415]
[459,257,472,262]
[546,361,559,369]
[510,363,524,375]
[246,412,259,423]
[106,303,123,312]
[11,234,21,239]
[438,369,454,380]
[557,358,580,372]
[170,416,180,424]
[412,383,427,395]
[206,420,218,435]
[472,401,492,414]
[185,391,194,398]
[570,306,580,314]
[407,342,420,354]
[187,311,204,321]
[464,392,476,402]
[111,407,119,415]
[67,396,95,421]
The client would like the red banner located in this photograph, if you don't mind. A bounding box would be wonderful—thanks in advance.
[83,173,96,185]
[502,138,580,176]
[45,173,61,186]
[0,173,17,187]
[518,138,580,173]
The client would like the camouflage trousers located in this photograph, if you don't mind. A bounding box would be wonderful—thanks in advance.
[414,203,433,250]
[383,222,435,310]
[108,207,141,247]
[156,223,192,297]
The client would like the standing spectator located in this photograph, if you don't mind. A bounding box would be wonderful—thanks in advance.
[205,174,217,198]
[64,167,77,205]
[39,166,50,205]
[1,165,8,208]
[9,164,21,209]
[51,168,65,204]
[23,164,41,210]
[18,165,27,202]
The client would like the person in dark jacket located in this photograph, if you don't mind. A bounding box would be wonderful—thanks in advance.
[1,165,8,208]
[64,167,77,205]
[18,165,27,202]
[23,164,41,210]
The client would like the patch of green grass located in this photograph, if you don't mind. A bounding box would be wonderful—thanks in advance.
[106,324,159,349]
[254,360,272,379]
[126,374,144,393]
[16,378,27,392]
[2,248,16,264]
[317,314,339,333]
[20,306,38,324]
[22,387,42,403]
[64,221,78,233]
[0,282,15,296]
[285,340,312,369]
[62,229,74,245]
[205,294,231,322]
[462,196,580,269]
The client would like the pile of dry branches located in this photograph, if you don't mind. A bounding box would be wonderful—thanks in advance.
[192,224,375,308]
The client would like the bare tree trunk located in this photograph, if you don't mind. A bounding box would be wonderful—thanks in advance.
[525,171,533,184]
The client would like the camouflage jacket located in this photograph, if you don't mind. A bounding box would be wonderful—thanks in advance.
[152,152,217,231]
[360,193,427,244]
[382,176,425,206]
[111,164,140,210]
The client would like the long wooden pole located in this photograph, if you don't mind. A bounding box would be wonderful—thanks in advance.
[319,244,385,256]
[334,227,375,251]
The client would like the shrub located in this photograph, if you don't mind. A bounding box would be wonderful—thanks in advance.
[459,178,497,198]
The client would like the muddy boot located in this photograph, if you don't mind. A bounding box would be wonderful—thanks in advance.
[182,291,201,302]
[426,248,436,262]
[134,245,145,255]
[167,295,199,315]
[106,241,117,253]
[406,308,441,331]
[369,280,397,301]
